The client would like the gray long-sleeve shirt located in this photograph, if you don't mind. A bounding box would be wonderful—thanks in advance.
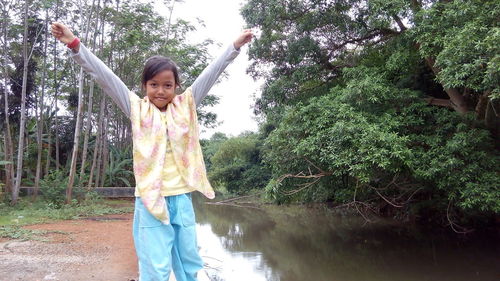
[70,43,240,117]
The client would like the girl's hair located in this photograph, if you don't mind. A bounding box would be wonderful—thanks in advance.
[141,55,181,88]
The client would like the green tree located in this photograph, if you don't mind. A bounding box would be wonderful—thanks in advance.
[207,133,270,195]
[242,0,500,226]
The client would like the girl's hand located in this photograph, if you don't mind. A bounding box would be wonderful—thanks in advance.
[233,29,254,50]
[50,22,76,45]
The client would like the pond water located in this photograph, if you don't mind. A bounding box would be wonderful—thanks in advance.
[193,196,499,281]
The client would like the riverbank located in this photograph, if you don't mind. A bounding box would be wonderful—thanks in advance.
[212,191,500,234]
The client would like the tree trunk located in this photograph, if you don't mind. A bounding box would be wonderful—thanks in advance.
[94,114,104,188]
[66,0,96,203]
[2,1,14,196]
[99,114,109,187]
[88,96,105,189]
[424,57,468,114]
[78,79,95,185]
[120,115,127,148]
[165,0,176,41]
[54,72,60,170]
[66,68,85,203]
[34,8,50,197]
[45,115,52,175]
[53,0,60,170]
[13,0,30,204]
[2,133,13,194]
[79,0,101,185]
[484,99,500,143]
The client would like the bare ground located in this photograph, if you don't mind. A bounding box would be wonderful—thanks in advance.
[0,214,140,281]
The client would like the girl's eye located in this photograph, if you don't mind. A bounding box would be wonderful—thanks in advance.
[150,83,157,87]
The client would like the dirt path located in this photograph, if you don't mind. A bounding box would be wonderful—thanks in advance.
[0,214,139,281]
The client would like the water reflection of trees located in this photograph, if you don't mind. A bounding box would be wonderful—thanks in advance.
[194,196,499,281]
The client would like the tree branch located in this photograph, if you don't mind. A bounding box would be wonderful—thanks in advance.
[328,29,390,52]
[425,97,452,108]
[354,182,374,222]
[368,185,403,208]
[475,91,490,119]
[446,200,474,234]
[275,158,332,196]
[27,24,44,61]
[423,57,469,113]
[206,201,262,210]
[392,15,407,32]
[212,192,263,204]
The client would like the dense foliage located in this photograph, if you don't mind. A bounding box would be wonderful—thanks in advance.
[203,0,500,227]
[202,132,270,195]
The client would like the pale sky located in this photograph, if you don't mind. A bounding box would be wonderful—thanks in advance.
[155,0,262,138]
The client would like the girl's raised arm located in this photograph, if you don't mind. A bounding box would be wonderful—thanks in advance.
[191,30,253,107]
[51,22,132,117]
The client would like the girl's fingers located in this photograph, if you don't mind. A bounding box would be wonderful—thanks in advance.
[50,22,72,42]
[51,22,64,29]
[50,25,60,34]
[51,22,68,34]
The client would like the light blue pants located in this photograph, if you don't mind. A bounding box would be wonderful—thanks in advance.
[133,193,203,281]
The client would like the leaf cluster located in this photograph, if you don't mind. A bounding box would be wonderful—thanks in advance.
[203,132,271,195]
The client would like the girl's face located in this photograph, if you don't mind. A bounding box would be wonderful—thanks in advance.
[145,70,177,111]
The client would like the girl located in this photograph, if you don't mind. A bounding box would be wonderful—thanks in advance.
[51,22,253,281]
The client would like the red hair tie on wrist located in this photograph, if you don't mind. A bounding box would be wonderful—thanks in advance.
[67,37,80,49]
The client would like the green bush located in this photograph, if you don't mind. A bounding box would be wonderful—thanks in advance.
[206,133,271,195]
[40,170,68,208]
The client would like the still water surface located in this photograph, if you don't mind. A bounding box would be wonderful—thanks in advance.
[193,196,498,281]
